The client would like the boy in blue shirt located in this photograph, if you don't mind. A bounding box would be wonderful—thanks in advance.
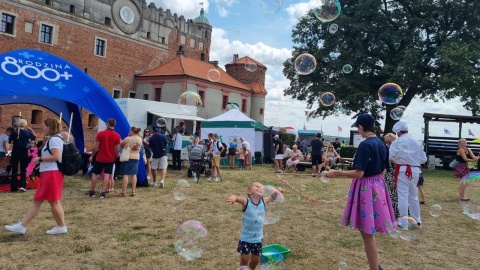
[226,182,283,270]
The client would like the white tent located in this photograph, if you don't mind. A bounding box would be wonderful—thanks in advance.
[201,109,258,152]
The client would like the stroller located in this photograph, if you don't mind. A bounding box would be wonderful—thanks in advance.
[187,145,210,183]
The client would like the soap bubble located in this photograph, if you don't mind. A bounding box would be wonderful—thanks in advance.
[300,184,307,191]
[259,0,283,15]
[338,260,348,269]
[245,62,258,72]
[378,83,403,105]
[429,204,442,217]
[294,53,317,75]
[173,179,190,201]
[178,91,202,113]
[260,248,285,270]
[226,103,239,111]
[460,177,480,220]
[320,92,336,106]
[264,201,283,225]
[265,12,276,21]
[313,0,341,23]
[263,185,284,203]
[390,216,419,241]
[390,106,407,120]
[342,64,353,74]
[207,69,221,82]
[174,220,208,261]
[226,26,241,40]
[328,23,338,34]
[321,175,331,183]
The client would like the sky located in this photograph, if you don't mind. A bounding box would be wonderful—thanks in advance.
[149,0,477,140]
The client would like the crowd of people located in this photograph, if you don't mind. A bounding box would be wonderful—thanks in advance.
[3,114,478,270]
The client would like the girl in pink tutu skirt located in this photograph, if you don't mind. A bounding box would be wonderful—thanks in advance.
[326,114,395,270]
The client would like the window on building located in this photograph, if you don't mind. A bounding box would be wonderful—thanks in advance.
[200,53,205,61]
[222,95,228,109]
[260,108,264,115]
[143,94,149,100]
[129,92,136,98]
[180,35,186,45]
[31,110,43,125]
[190,38,195,48]
[40,24,53,44]
[146,32,151,39]
[199,90,205,106]
[154,88,161,102]
[161,37,165,43]
[199,42,204,51]
[95,38,106,57]
[1,13,15,35]
[204,31,208,39]
[242,99,247,112]
[45,0,52,5]
[113,89,121,99]
[178,45,183,53]
[104,17,111,26]
[69,5,75,14]
[88,114,98,128]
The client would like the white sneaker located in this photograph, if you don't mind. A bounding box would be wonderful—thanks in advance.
[147,176,150,180]
[5,221,26,234]
[214,177,221,182]
[160,180,164,188]
[150,182,157,187]
[208,177,213,181]
[19,188,27,192]
[193,173,198,183]
[46,225,68,235]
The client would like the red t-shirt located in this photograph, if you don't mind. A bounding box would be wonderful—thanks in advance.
[95,129,121,163]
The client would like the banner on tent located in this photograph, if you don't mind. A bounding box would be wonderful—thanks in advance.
[201,128,255,152]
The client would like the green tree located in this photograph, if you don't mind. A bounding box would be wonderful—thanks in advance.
[283,0,480,133]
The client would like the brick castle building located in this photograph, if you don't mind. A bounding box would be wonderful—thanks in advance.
[0,0,267,149]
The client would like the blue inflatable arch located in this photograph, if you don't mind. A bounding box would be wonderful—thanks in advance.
[0,49,130,152]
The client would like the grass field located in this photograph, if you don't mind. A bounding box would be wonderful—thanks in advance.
[1,166,480,270]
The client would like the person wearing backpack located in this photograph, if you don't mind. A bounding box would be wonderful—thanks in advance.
[5,118,67,235]
[210,133,224,181]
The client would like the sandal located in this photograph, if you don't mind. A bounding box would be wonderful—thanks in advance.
[130,192,137,197]
[118,192,126,197]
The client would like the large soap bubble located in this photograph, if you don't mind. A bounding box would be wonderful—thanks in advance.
[245,62,258,72]
[328,23,338,34]
[173,179,190,201]
[294,53,317,75]
[320,92,335,106]
[460,173,480,220]
[260,0,283,15]
[260,248,285,270]
[378,83,403,105]
[390,216,419,241]
[178,91,202,113]
[207,69,221,82]
[174,220,208,261]
[313,0,341,23]
[390,106,408,120]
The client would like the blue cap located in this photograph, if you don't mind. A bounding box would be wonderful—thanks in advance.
[352,113,375,128]
[152,125,160,132]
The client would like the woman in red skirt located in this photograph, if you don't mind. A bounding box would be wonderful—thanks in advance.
[5,118,67,235]
[454,138,478,201]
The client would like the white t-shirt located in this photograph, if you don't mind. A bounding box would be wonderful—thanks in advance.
[212,140,221,157]
[40,135,63,172]
[0,133,8,152]
[174,132,183,150]
[242,140,251,151]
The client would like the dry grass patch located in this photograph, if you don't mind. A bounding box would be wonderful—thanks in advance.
[0,167,480,269]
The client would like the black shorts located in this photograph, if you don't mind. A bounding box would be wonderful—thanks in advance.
[237,240,262,256]
[92,161,115,175]
[145,148,152,159]
[418,172,424,186]
[311,155,322,167]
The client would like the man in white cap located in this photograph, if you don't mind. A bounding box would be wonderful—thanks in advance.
[273,134,284,173]
[389,121,427,227]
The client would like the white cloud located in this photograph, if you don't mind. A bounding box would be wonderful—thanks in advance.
[285,0,317,23]
[215,5,229,17]
[148,0,209,20]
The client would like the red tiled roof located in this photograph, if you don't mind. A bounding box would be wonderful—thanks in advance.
[226,56,267,69]
[140,56,250,90]
[247,82,267,94]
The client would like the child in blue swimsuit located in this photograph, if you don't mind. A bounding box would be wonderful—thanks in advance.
[226,182,283,270]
